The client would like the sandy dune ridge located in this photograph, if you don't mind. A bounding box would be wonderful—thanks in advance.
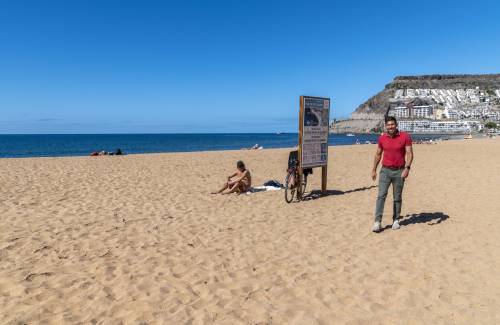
[1,139,500,324]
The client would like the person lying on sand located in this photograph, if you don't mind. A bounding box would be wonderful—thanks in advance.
[90,148,123,156]
[241,143,263,150]
[211,160,252,195]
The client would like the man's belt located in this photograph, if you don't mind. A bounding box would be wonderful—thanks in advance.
[382,165,405,170]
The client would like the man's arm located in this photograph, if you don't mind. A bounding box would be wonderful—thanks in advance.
[401,146,413,179]
[371,147,383,181]
[232,170,249,183]
[228,170,247,185]
[228,172,237,180]
[405,146,413,168]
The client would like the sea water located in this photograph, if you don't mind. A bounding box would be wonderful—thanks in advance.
[0,133,443,158]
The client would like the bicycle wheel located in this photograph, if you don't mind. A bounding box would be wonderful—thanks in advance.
[295,173,305,201]
[284,170,295,203]
[299,174,307,200]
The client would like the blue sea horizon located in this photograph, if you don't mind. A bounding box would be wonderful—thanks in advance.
[0,133,443,158]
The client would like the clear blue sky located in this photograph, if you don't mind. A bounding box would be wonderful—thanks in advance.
[1,0,499,133]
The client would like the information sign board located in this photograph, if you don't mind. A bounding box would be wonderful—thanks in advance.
[299,96,330,168]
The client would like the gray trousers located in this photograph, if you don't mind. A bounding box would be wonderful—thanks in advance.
[375,167,405,223]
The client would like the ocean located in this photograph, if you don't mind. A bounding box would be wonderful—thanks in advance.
[0,133,443,158]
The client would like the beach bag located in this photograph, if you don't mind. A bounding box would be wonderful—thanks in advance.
[263,180,283,188]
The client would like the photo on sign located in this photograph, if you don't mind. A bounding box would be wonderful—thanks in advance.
[321,109,329,127]
[323,99,330,109]
[304,108,320,126]
[321,143,328,161]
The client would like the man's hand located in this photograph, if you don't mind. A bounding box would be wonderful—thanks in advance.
[401,168,410,179]
[371,169,377,181]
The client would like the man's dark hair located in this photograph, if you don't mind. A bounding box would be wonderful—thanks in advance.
[237,160,245,170]
[385,116,398,125]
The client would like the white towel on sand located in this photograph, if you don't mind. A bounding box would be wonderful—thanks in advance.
[246,186,282,194]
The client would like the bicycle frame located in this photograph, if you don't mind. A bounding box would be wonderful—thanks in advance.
[285,159,307,203]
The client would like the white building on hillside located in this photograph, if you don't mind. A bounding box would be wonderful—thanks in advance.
[398,120,472,133]
[388,105,433,119]
[412,105,433,118]
[389,106,409,118]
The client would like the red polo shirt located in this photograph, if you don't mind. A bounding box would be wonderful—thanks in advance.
[378,130,412,168]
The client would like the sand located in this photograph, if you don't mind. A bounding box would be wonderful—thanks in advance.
[1,138,500,324]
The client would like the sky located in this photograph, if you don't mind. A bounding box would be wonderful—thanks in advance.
[1,0,500,133]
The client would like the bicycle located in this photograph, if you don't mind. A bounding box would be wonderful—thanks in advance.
[284,158,307,203]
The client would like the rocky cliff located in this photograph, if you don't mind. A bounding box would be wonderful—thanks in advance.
[331,74,500,133]
[351,74,500,118]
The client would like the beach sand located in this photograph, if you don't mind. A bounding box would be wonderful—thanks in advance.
[1,138,500,324]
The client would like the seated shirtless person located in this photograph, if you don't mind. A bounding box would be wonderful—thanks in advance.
[211,160,252,194]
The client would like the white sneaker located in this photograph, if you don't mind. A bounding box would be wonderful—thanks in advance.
[372,221,382,233]
[392,219,400,230]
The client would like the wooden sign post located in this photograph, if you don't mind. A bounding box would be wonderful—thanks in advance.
[298,96,330,193]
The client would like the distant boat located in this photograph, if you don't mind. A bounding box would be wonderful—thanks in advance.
[276,132,284,135]
[346,133,355,136]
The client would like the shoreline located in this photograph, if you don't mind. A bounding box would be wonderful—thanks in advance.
[0,133,467,159]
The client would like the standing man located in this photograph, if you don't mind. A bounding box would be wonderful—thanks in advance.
[371,116,413,232]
